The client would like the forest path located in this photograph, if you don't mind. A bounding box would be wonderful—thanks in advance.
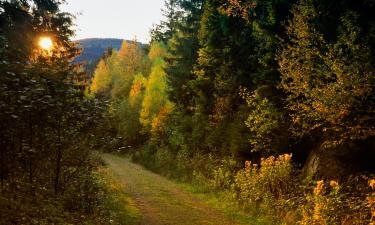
[101,153,242,225]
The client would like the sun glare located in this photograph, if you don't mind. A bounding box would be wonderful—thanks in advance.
[39,37,53,51]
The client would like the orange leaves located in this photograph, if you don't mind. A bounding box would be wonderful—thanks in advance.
[129,80,142,98]
[150,103,174,141]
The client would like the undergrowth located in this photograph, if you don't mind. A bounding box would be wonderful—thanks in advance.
[0,152,140,225]
[132,147,375,224]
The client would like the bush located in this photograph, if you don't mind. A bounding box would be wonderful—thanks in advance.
[234,154,297,216]
[131,147,375,224]
[210,157,237,190]
[299,177,374,225]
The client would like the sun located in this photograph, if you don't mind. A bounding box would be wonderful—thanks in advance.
[39,37,53,51]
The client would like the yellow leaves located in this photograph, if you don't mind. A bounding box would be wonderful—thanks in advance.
[148,42,167,62]
[117,40,143,74]
[90,59,112,94]
[90,40,145,98]
[140,53,173,138]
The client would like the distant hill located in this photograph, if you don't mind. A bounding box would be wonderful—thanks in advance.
[75,38,147,76]
[75,38,124,63]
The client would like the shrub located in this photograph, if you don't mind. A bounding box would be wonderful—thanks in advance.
[368,179,375,225]
[210,157,237,190]
[234,154,297,215]
[299,180,342,225]
[299,177,374,225]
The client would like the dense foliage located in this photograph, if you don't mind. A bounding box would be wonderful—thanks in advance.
[0,1,127,224]
[90,0,375,223]
[4,0,372,223]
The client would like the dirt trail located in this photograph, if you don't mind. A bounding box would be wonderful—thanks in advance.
[101,153,242,225]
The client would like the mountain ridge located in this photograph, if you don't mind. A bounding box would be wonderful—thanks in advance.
[75,38,147,75]
[75,38,125,62]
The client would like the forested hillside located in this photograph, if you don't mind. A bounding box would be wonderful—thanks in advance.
[1,0,375,224]
[75,38,123,63]
[74,38,147,77]
[89,0,375,224]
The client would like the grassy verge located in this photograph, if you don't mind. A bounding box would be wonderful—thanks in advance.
[174,182,272,225]
[96,166,142,225]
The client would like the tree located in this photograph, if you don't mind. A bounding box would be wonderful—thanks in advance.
[90,58,111,94]
[140,42,173,141]
[150,0,182,43]
[164,0,204,109]
[279,0,375,147]
[0,0,98,201]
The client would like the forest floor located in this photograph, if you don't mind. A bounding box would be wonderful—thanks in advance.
[101,153,250,225]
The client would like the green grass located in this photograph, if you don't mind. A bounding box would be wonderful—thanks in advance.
[174,182,272,225]
[97,167,142,225]
[102,153,249,225]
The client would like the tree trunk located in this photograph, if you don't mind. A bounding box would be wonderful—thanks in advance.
[0,129,4,190]
[54,118,62,194]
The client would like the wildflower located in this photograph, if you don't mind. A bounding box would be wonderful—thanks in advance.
[284,153,292,161]
[313,202,324,222]
[368,197,375,205]
[329,180,339,190]
[245,160,251,169]
[369,179,375,190]
[314,180,325,195]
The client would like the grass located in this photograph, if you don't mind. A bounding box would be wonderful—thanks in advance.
[97,167,142,225]
[175,182,272,225]
[102,153,252,225]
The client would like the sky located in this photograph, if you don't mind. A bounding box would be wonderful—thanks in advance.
[61,0,165,43]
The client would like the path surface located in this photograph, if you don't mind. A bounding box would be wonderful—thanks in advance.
[101,153,241,225]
